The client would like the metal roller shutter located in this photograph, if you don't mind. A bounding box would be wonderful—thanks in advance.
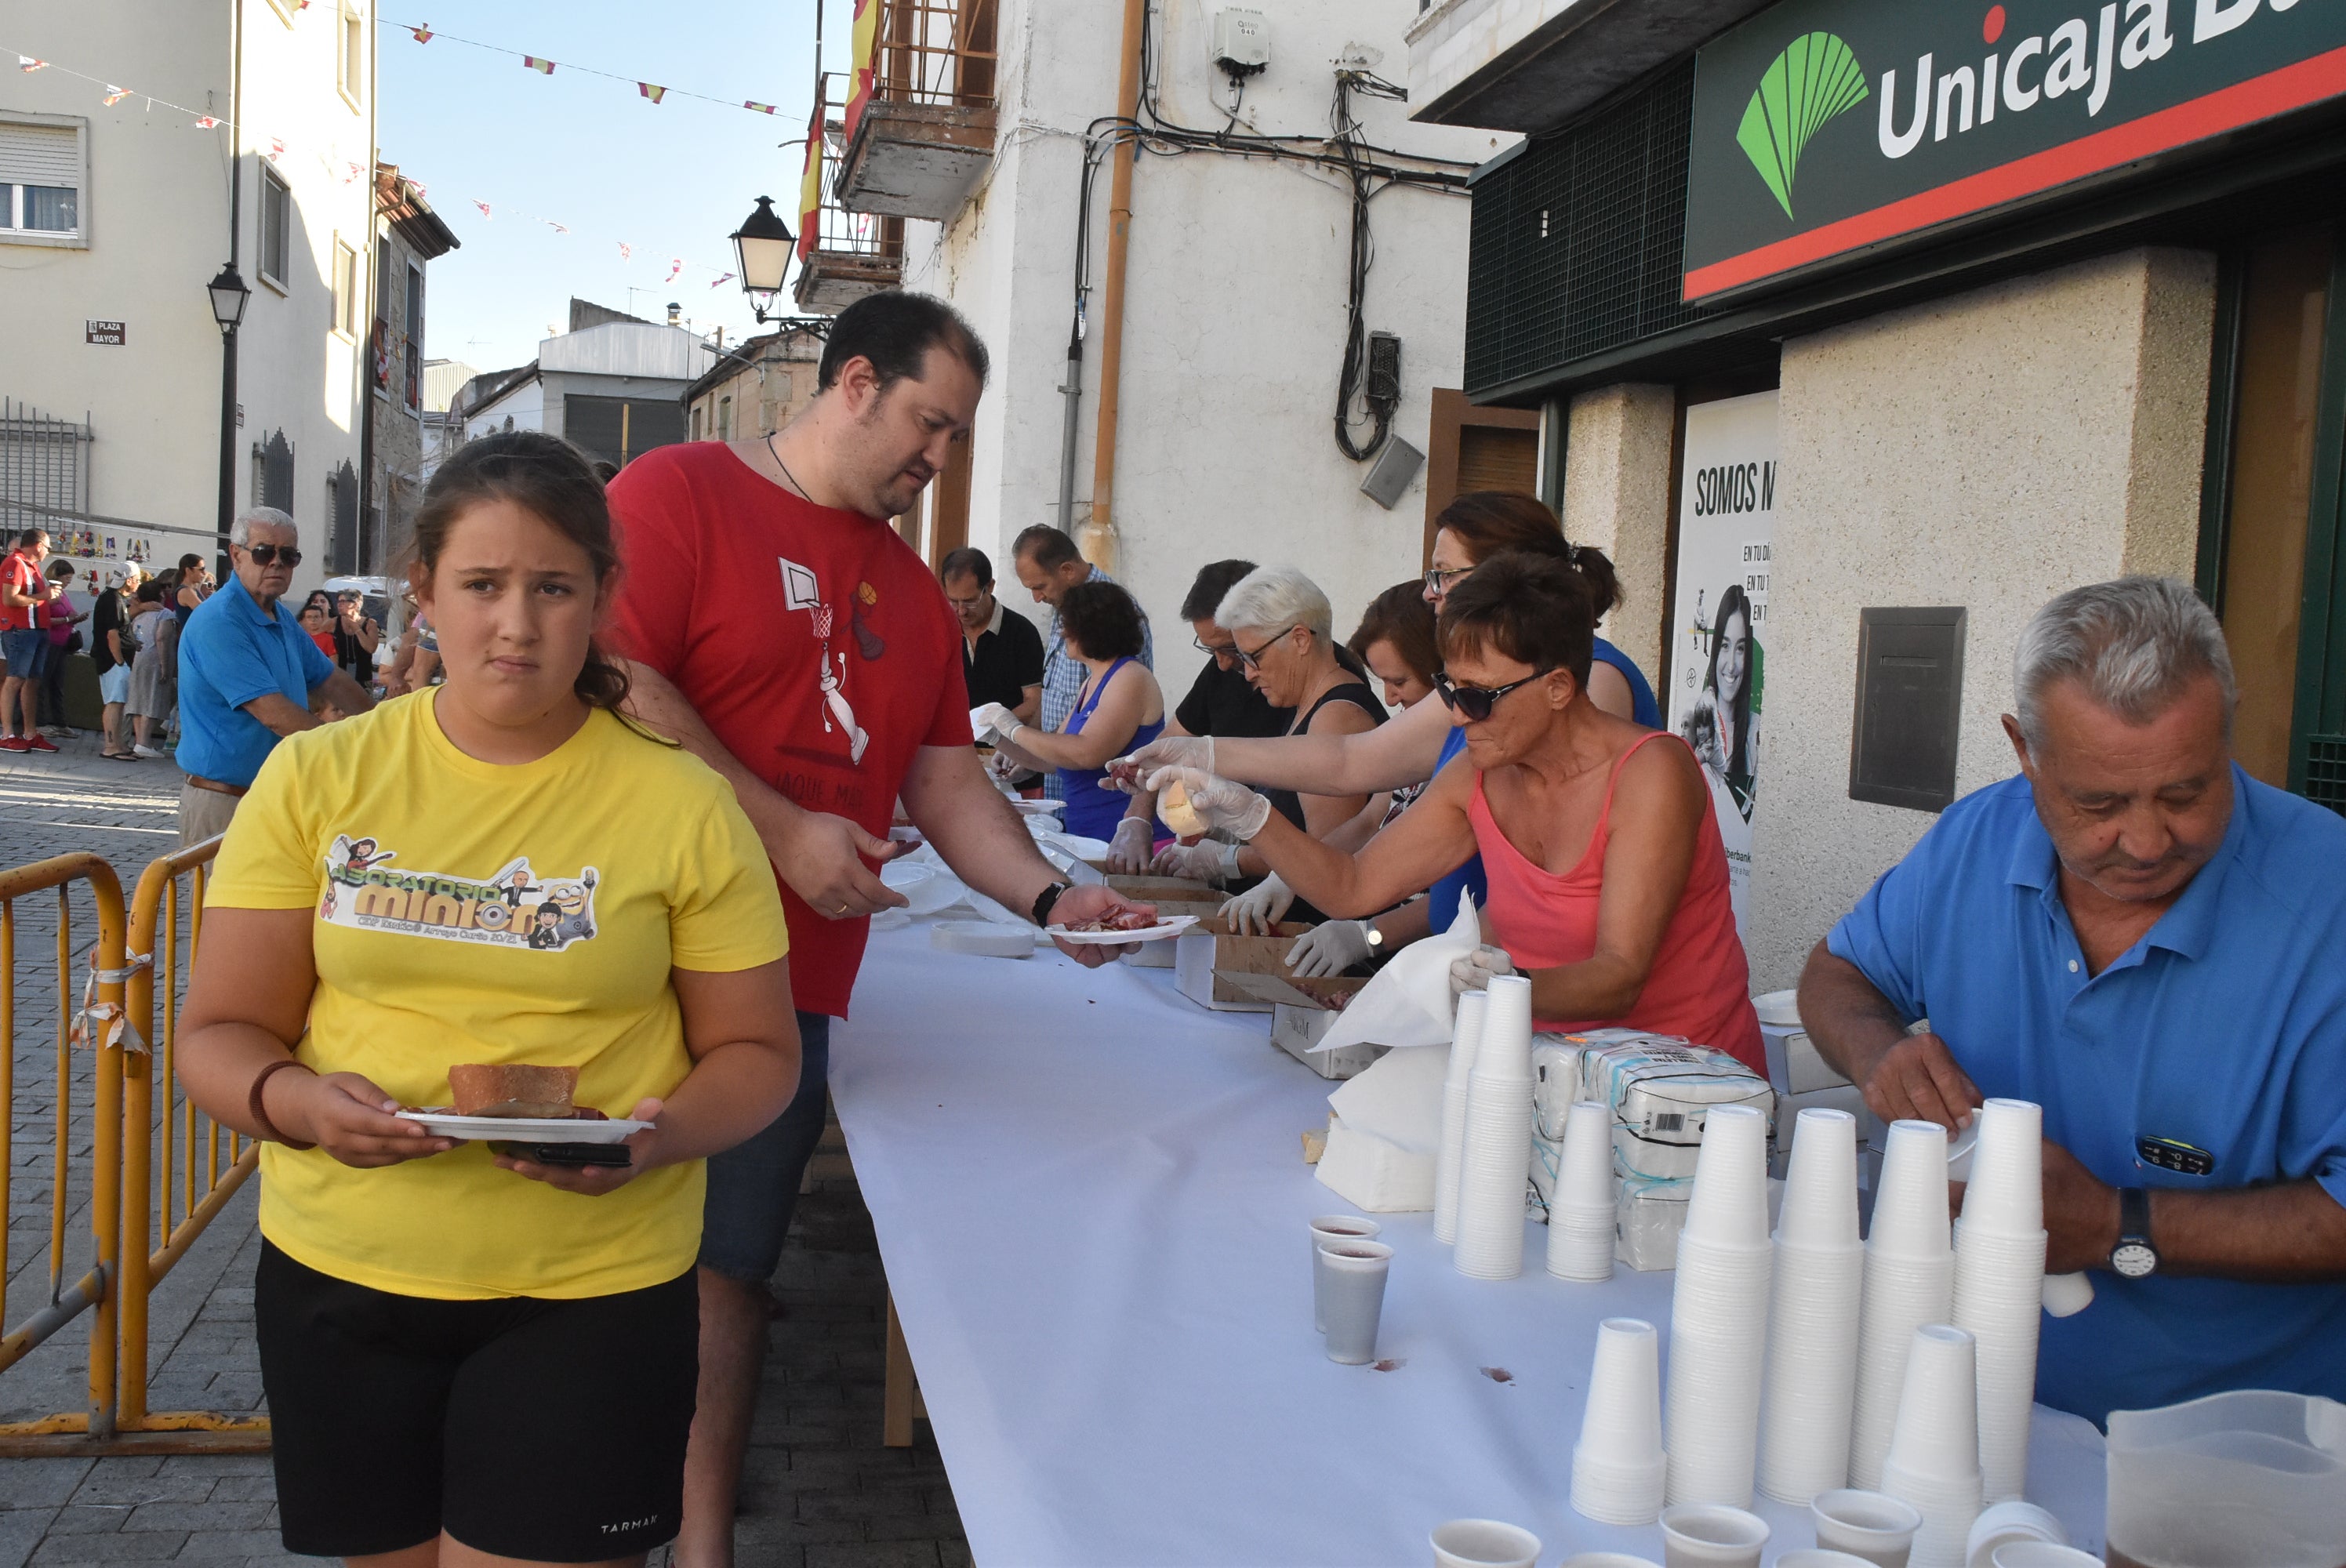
[0,122,77,187]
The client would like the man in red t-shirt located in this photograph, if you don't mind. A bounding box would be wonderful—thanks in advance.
[0,529,63,753]
[606,291,1148,1563]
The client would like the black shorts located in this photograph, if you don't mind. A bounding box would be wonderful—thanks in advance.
[255,1241,699,1561]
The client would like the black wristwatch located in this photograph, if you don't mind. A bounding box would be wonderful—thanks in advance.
[2109,1187,2159,1279]
[1030,880,1073,929]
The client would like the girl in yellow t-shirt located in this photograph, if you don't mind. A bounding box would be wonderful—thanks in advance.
[180,431,797,1568]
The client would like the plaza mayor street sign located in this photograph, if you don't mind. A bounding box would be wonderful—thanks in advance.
[1683,0,2346,300]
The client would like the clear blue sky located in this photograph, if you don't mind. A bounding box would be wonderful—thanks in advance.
[378,1,844,376]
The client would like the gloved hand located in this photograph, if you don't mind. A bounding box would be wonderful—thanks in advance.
[1109,735,1215,793]
[1141,767,1273,843]
[1151,839,1243,886]
[970,702,1018,743]
[1218,872,1295,935]
[1106,816,1156,874]
[1287,919,1374,979]
[1448,944,1516,998]
[985,747,1022,782]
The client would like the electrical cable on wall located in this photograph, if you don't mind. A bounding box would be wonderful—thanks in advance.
[1061,2,1475,473]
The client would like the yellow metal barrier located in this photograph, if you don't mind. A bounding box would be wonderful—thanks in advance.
[0,854,129,1447]
[118,833,267,1450]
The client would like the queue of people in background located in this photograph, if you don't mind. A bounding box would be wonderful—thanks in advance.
[1009,524,1153,804]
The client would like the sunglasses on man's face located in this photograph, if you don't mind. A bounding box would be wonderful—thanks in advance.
[1434,668,1551,722]
[243,544,302,567]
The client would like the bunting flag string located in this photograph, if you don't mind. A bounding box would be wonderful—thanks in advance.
[379,16,794,121]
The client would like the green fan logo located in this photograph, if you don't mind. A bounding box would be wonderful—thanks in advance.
[1736,32,1870,220]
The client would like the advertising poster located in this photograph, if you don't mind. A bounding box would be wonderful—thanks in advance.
[1669,390,1778,934]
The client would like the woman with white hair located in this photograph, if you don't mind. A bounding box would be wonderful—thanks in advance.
[1153,565,1385,894]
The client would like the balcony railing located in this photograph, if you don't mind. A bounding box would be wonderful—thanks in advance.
[834,0,999,222]
[797,71,906,314]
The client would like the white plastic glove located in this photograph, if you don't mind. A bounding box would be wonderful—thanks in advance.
[1141,766,1273,843]
[970,702,1018,743]
[985,747,1022,782]
[1151,839,1243,886]
[1448,944,1516,998]
[1108,735,1217,795]
[1287,919,1374,979]
[1218,872,1295,935]
[1106,815,1156,874]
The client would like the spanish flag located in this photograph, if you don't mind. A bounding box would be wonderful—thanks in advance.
[797,112,824,262]
[639,82,666,103]
[843,0,881,143]
[522,56,554,74]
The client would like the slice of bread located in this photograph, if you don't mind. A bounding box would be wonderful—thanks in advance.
[448,1064,579,1119]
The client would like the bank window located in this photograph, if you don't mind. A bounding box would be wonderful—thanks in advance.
[338,2,365,110]
[331,238,358,338]
[718,395,733,441]
[258,166,290,289]
[0,118,86,246]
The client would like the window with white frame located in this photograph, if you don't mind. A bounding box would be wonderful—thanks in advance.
[338,2,365,109]
[332,238,358,337]
[0,117,85,245]
[259,165,291,288]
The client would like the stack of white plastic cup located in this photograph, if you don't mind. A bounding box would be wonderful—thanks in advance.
[1879,1323,1985,1568]
[1850,1121,1956,1490]
[1434,990,1490,1247]
[1951,1099,2046,1504]
[1665,1103,1774,1508]
[1454,976,1536,1279]
[1758,1107,1865,1504]
[1572,1316,1668,1525]
[1547,1098,1618,1281]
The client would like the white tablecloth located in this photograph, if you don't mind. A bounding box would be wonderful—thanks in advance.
[830,930,2108,1567]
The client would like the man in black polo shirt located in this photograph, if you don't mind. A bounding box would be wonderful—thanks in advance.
[941,546,1043,725]
[1105,558,1291,871]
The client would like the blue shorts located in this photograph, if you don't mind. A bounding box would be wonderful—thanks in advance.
[2,629,48,681]
[697,1011,833,1283]
[99,664,130,705]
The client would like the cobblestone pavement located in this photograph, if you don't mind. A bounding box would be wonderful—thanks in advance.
[0,731,965,1566]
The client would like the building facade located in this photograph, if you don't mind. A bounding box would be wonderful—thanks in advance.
[1412,0,2346,985]
[357,162,456,575]
[452,299,717,473]
[842,0,1503,694]
[683,323,830,446]
[2,0,383,597]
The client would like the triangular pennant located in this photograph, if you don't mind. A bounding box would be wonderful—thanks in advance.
[617,241,632,261]
[410,25,433,43]
[474,200,492,219]
[102,85,132,106]
[267,137,285,163]
[710,271,735,289]
[17,56,47,72]
[544,220,568,235]
[665,258,683,282]
[195,115,220,129]
[638,82,666,104]
[522,56,554,74]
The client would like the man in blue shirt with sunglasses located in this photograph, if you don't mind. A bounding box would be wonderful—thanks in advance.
[176,508,376,846]
[1801,577,2346,1426]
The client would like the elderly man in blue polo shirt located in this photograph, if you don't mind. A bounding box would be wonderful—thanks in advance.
[1801,576,2346,1427]
[175,507,375,846]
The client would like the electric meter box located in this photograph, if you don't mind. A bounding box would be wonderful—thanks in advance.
[1212,9,1271,75]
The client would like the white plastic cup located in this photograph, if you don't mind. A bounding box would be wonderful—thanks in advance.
[1683,1103,1771,1245]
[1434,990,1490,1245]
[1757,1235,1865,1504]
[1579,1317,1664,1452]
[1559,1555,1663,1568]
[2039,1272,2094,1317]
[1778,1107,1861,1248]
[1776,1554,1879,1568]
[1319,1239,1392,1365]
[1869,1121,1955,1256]
[1885,1325,1981,1482]
[1659,1503,1769,1568]
[1309,1215,1381,1334]
[1965,1501,2068,1568]
[1479,973,1534,1077]
[1987,1546,2100,1568]
[1560,1098,1616,1203]
[1851,1211,1956,1489]
[1960,1100,2043,1235]
[1454,1071,1534,1279]
[1812,1489,1923,1568]
[1952,1218,2046,1504]
[1429,1518,1539,1568]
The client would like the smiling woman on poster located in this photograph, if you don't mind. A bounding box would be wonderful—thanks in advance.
[1682,583,1760,823]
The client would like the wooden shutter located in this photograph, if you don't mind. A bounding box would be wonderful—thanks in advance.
[1422,387,1542,567]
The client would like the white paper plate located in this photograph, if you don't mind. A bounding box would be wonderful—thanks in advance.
[1047,916,1197,946]
[397,1111,651,1144]
[1011,800,1062,817]
[932,920,1035,959]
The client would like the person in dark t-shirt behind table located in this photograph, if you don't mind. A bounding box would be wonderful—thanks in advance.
[940,545,1044,786]
[605,290,1155,1566]
[1102,557,1292,873]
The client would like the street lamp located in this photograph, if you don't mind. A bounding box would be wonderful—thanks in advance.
[730,195,794,324]
[208,262,251,557]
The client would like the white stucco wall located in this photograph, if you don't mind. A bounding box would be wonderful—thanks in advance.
[2,0,373,602]
[902,0,1508,696]
[461,377,544,441]
[1742,247,2216,991]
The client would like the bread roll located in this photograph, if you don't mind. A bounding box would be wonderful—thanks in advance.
[448,1063,579,1119]
[1160,779,1206,837]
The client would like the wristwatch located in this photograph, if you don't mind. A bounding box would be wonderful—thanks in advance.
[1030,880,1073,929]
[1363,923,1385,961]
[2109,1187,2159,1279]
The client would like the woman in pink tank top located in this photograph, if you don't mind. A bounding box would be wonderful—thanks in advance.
[1139,552,1764,1076]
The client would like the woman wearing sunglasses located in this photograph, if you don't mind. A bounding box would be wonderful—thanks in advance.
[1142,551,1763,1075]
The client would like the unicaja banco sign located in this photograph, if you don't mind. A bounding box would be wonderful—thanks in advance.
[1684,0,2346,300]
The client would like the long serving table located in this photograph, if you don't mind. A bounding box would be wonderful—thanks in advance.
[829,927,2108,1567]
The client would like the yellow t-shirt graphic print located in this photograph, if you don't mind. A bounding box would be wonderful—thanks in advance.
[207,695,790,1301]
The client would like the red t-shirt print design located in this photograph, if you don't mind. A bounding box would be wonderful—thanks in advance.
[604,442,973,1018]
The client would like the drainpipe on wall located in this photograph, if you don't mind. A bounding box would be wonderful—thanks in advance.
[1081,0,1147,573]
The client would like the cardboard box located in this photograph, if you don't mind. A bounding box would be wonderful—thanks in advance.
[1219,973,1382,1078]
[1761,1021,1851,1096]
[1091,873,1224,968]
[1173,916,1315,1011]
